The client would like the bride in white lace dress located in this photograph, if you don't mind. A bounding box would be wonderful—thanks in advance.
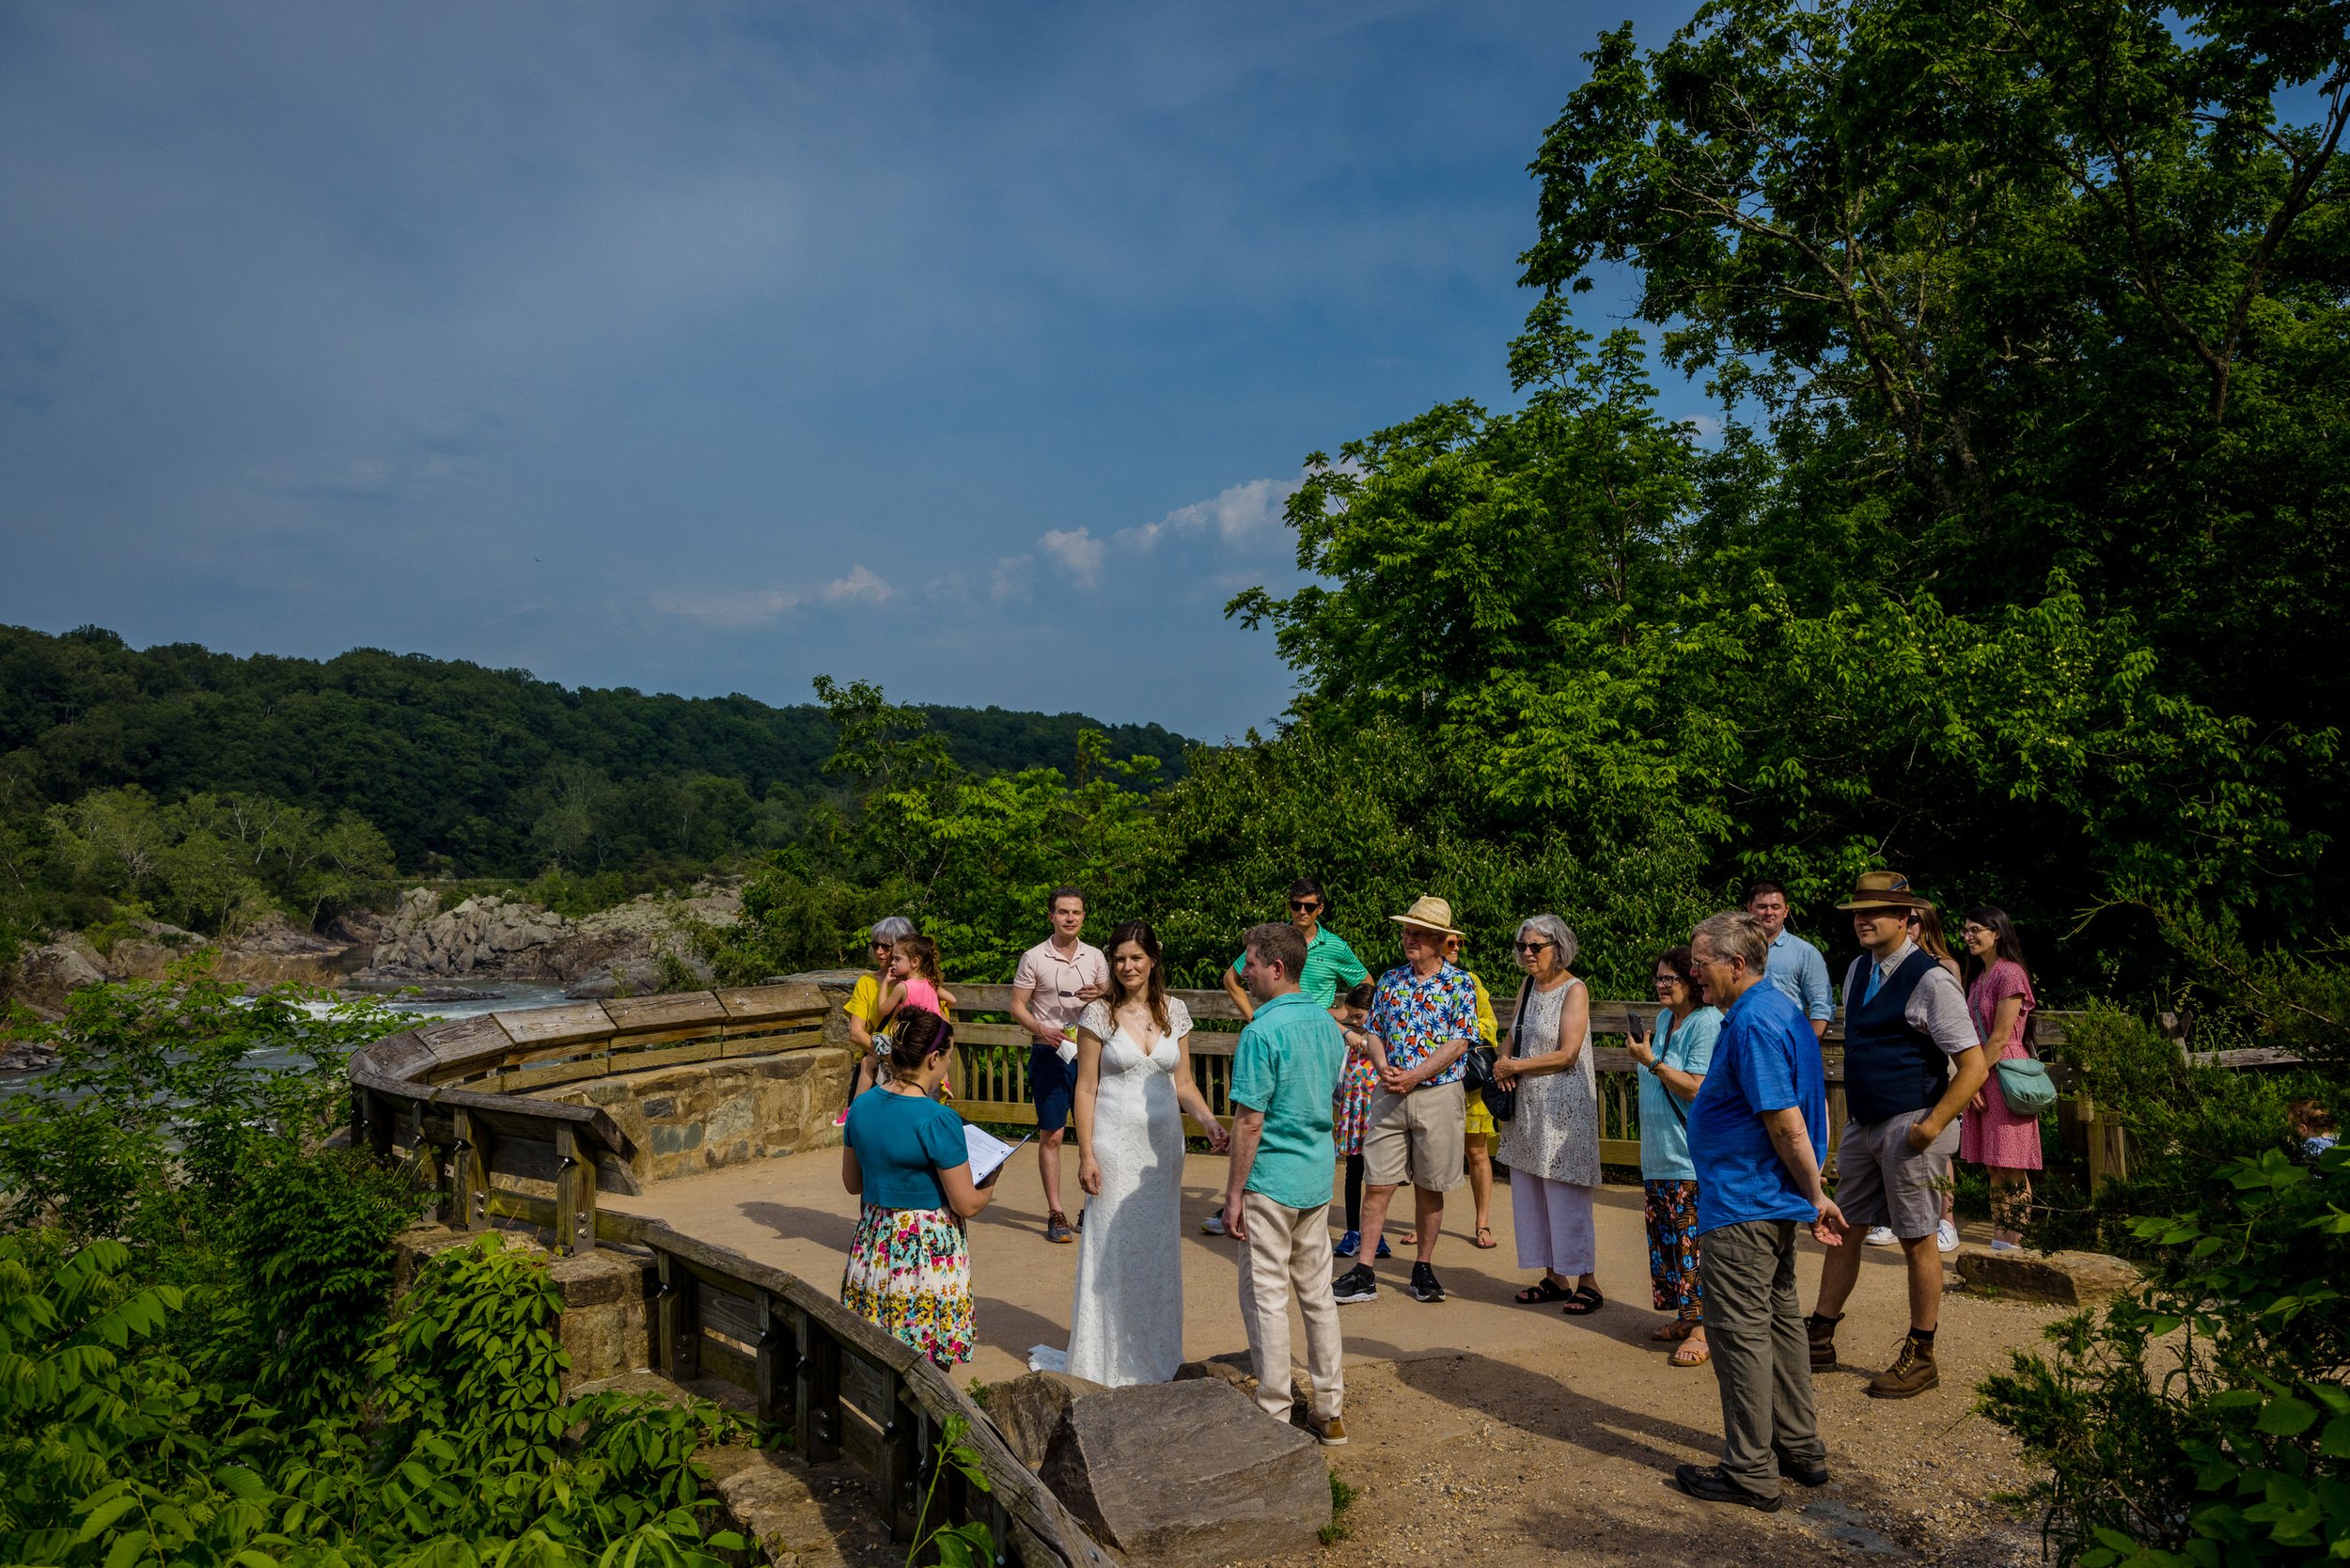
[1065,919,1230,1385]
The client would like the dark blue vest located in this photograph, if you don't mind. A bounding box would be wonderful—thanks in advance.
[1841,949,1949,1124]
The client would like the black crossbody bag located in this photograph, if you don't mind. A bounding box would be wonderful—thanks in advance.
[1463,982,1522,1122]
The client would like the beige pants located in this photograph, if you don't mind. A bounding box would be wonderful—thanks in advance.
[1235,1191,1345,1422]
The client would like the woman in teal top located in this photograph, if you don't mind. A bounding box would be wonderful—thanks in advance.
[841,1008,997,1366]
[1626,945,1721,1367]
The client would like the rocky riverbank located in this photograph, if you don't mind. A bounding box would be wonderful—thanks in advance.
[354,883,741,998]
[2,881,743,1020]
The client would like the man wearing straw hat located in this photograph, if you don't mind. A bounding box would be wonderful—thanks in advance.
[1804,870,1988,1399]
[1332,896,1480,1306]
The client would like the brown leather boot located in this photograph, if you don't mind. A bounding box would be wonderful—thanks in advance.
[1806,1312,1840,1372]
[1864,1334,1939,1399]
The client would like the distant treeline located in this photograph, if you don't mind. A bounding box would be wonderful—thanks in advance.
[0,623,1188,895]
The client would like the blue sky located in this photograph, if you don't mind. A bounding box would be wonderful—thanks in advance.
[0,1,1705,740]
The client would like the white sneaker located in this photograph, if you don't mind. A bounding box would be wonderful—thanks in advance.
[1200,1213,1227,1235]
[1864,1226,1898,1247]
[1936,1218,1960,1253]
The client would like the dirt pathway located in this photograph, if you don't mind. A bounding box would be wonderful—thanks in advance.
[618,1152,2059,1564]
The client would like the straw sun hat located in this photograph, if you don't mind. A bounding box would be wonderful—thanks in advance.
[1389,895,1466,936]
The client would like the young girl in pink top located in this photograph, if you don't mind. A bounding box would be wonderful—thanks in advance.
[1959,905,2042,1249]
[880,935,957,1097]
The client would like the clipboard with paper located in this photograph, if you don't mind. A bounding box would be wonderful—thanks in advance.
[964,1123,1030,1185]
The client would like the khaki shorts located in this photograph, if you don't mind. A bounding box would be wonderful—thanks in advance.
[1363,1081,1467,1192]
[1833,1110,1957,1240]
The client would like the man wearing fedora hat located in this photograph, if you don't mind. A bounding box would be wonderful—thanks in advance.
[1332,896,1480,1306]
[1805,870,1989,1399]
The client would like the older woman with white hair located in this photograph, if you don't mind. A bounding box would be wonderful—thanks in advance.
[1495,914,1605,1314]
[838,915,920,1121]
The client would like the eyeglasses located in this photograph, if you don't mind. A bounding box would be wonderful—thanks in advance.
[1290,900,1322,912]
[1513,940,1552,953]
[1653,972,1682,986]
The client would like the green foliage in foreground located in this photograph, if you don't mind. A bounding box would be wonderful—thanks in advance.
[1983,1146,2350,1566]
[0,1230,747,1568]
[0,971,751,1568]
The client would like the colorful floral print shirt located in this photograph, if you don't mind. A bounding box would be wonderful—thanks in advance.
[1365,962,1480,1088]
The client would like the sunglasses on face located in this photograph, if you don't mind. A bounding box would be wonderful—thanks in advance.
[1290,900,1322,912]
[1514,940,1552,953]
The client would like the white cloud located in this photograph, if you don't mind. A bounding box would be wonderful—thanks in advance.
[653,563,892,625]
[652,587,801,627]
[1119,475,1300,551]
[821,563,894,604]
[1038,526,1106,588]
[990,553,1034,604]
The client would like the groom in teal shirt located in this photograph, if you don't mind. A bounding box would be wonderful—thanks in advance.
[1223,921,1349,1443]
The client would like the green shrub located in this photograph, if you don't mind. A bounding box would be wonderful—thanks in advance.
[1982,1146,2350,1565]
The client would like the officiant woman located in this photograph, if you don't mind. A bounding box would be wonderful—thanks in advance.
[840,1007,997,1366]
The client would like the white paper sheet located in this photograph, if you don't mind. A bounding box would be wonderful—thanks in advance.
[964,1123,1028,1185]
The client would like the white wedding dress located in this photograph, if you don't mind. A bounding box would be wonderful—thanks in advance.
[1055,996,1192,1387]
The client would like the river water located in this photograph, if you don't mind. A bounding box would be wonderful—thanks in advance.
[0,979,584,1100]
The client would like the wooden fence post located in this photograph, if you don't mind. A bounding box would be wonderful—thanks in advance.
[791,1306,842,1464]
[656,1251,701,1382]
[753,1286,783,1436]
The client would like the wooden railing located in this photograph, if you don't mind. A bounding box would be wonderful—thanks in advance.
[630,1217,1109,1568]
[348,983,833,1253]
[349,980,1107,1568]
[941,981,2096,1175]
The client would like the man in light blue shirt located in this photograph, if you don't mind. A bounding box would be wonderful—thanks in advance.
[1748,883,1832,1041]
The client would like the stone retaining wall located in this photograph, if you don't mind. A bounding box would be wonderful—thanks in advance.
[532,968,862,1185]
[542,1047,854,1184]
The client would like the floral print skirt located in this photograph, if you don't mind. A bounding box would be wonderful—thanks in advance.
[1642,1179,1703,1319]
[840,1203,976,1367]
[1333,1055,1377,1156]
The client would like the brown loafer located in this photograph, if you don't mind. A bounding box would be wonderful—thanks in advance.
[1301,1412,1347,1447]
[1045,1211,1074,1244]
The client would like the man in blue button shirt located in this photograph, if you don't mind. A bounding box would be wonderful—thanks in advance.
[1676,909,1845,1512]
[1747,882,1834,1042]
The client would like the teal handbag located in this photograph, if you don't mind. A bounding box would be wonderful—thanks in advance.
[1993,1056,2057,1116]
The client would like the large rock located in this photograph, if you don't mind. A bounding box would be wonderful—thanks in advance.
[361,884,739,987]
[992,1373,1330,1568]
[1955,1244,2141,1306]
[988,1371,1104,1469]
[12,936,107,1011]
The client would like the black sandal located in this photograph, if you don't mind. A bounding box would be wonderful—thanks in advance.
[1514,1278,1572,1304]
[1560,1285,1606,1316]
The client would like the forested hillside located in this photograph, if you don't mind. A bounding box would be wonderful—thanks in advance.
[0,623,1186,948]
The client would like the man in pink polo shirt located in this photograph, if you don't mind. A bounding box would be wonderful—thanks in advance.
[1010,886,1108,1244]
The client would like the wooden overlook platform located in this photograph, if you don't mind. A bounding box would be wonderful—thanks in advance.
[345,974,2170,1566]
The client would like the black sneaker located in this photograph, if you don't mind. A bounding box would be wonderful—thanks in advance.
[1674,1463,1782,1512]
[1331,1265,1378,1304]
[1407,1262,1445,1302]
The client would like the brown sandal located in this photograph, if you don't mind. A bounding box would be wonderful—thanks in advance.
[1472,1225,1498,1249]
[1650,1320,1698,1342]
[1670,1337,1711,1369]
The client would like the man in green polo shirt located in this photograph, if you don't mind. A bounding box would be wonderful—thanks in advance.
[1222,920,1349,1444]
[1220,877,1371,1018]
[1208,878,1371,1236]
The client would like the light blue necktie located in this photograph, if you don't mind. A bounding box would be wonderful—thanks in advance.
[1862,964,1885,1006]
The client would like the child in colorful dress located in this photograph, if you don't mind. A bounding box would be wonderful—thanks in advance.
[877,934,958,1098]
[1330,981,1391,1260]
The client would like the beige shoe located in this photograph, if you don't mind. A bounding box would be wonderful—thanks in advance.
[1864,1334,1939,1399]
[1302,1412,1348,1447]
